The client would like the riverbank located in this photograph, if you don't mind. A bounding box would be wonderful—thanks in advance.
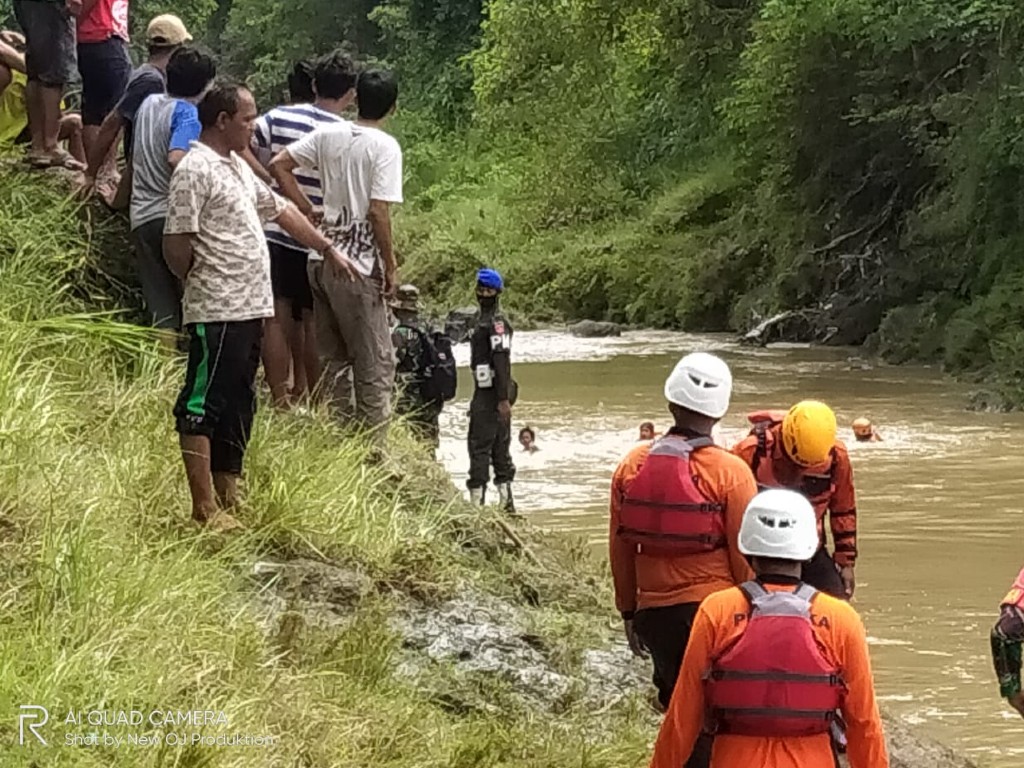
[0,169,989,767]
[0,169,655,766]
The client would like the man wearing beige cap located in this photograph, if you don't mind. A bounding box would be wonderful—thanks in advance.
[83,13,191,205]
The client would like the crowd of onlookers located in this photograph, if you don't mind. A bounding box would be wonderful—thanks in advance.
[164,55,402,531]
[1,0,189,199]
[1,2,415,531]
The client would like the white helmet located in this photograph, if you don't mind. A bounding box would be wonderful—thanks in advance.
[664,352,732,419]
[739,489,819,562]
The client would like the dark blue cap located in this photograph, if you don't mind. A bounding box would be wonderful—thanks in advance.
[476,267,504,291]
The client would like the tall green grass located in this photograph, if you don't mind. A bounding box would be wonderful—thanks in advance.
[0,169,651,766]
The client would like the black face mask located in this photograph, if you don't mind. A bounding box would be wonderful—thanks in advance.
[477,295,498,313]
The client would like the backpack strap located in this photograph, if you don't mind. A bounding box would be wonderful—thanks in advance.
[394,323,419,366]
[742,580,817,605]
[401,323,433,370]
[738,580,769,603]
[650,434,717,455]
[793,582,819,603]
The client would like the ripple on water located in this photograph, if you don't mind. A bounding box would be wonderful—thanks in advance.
[437,329,1024,766]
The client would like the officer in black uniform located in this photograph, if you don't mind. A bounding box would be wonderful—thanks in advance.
[467,267,517,513]
[391,284,442,448]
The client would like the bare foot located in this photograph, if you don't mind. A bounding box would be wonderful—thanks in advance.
[203,510,245,533]
[95,172,119,207]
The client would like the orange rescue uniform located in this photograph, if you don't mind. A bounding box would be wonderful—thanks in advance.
[649,582,889,768]
[610,440,757,614]
[732,425,858,568]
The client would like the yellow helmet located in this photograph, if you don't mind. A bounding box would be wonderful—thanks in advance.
[852,417,873,438]
[781,400,837,466]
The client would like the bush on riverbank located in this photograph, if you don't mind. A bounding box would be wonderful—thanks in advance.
[9,0,1017,402]
[0,172,653,766]
[381,1,1024,406]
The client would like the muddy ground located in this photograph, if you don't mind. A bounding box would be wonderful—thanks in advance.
[247,557,979,766]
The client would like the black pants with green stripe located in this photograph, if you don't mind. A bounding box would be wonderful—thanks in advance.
[174,320,263,475]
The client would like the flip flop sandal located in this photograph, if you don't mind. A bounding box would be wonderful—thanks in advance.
[27,148,86,171]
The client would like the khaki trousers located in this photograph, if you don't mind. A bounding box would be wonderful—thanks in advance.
[308,261,395,445]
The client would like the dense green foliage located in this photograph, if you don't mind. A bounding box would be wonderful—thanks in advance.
[208,0,1024,402]
[7,0,1024,401]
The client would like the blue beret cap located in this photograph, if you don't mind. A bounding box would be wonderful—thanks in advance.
[476,268,504,290]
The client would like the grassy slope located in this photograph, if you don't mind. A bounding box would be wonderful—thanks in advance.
[0,170,652,766]
[393,121,755,335]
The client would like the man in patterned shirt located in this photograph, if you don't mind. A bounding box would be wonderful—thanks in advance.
[163,82,357,531]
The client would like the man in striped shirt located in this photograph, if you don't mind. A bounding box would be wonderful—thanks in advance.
[247,51,357,407]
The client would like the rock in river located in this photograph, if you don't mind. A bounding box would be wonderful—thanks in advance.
[568,320,622,338]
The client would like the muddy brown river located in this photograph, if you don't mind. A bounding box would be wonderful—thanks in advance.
[437,330,1023,767]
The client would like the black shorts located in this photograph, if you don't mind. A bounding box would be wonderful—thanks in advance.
[269,242,313,318]
[174,320,264,475]
[13,0,77,86]
[78,37,132,126]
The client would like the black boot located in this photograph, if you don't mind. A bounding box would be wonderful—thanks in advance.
[496,482,516,515]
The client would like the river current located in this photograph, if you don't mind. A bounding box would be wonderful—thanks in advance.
[436,330,1023,766]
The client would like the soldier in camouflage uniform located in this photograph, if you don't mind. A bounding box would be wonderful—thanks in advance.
[390,284,442,447]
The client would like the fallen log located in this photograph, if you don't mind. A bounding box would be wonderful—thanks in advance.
[740,310,815,347]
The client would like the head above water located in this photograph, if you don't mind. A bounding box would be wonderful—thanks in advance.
[198,82,258,155]
[781,400,837,467]
[356,69,398,121]
[739,489,819,577]
[518,426,536,448]
[852,417,873,441]
[287,60,315,104]
[166,46,216,101]
[314,50,358,104]
[639,421,655,441]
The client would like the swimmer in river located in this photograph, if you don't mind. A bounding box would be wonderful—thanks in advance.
[639,421,656,441]
[518,426,539,454]
[852,417,883,443]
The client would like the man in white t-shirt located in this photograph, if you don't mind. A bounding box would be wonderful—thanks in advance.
[270,69,402,451]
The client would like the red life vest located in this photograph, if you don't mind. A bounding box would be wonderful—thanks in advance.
[617,435,726,557]
[704,581,845,737]
[746,411,836,522]
[1001,568,1024,610]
